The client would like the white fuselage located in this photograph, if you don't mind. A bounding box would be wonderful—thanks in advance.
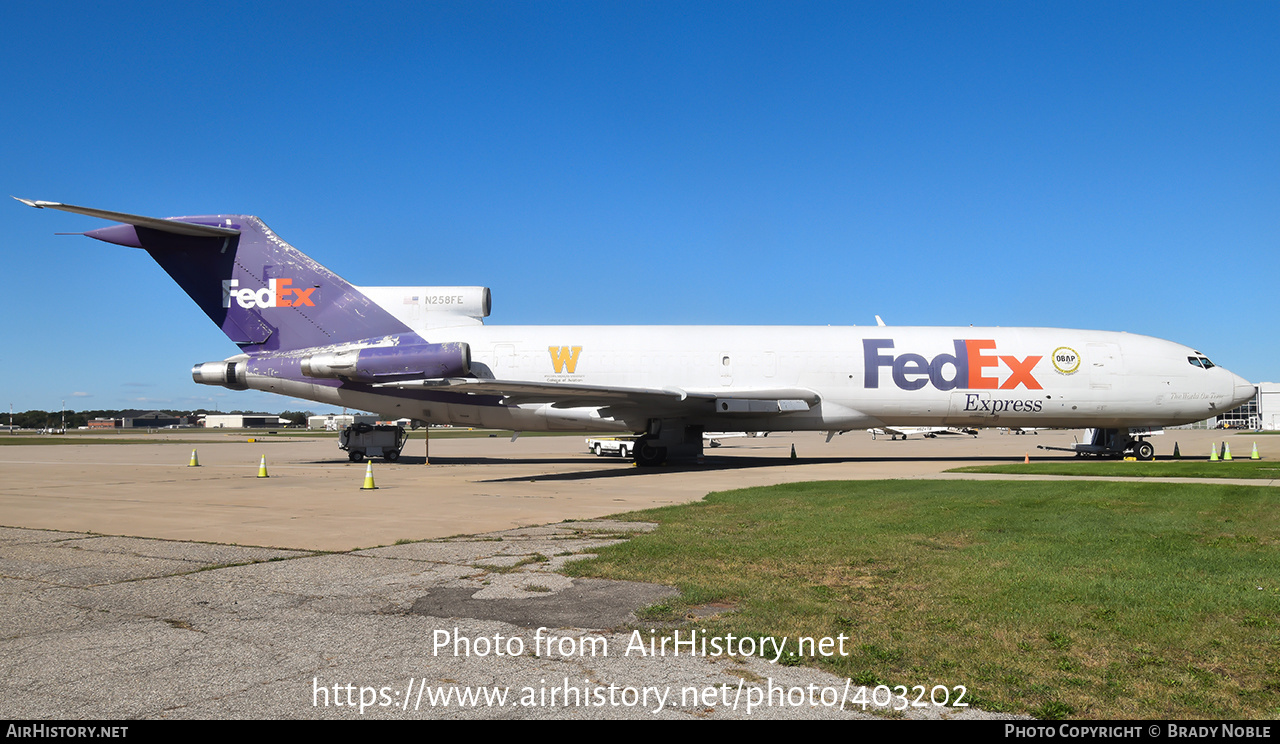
[246,324,1253,434]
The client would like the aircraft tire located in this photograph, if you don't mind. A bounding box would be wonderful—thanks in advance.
[1134,440,1155,461]
[634,439,667,467]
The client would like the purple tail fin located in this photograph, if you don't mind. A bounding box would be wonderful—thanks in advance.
[20,201,410,353]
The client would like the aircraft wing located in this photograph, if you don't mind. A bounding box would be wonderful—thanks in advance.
[376,378,819,412]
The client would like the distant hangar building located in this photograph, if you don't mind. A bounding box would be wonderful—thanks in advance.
[200,414,288,429]
[86,411,190,429]
[1211,381,1278,430]
[1259,382,1279,430]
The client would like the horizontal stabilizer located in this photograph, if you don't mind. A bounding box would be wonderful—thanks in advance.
[13,198,240,238]
[20,198,412,353]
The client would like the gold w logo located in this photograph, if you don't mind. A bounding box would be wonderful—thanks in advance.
[548,346,583,374]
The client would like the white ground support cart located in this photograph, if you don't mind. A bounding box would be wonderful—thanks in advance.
[585,436,636,458]
[339,421,407,462]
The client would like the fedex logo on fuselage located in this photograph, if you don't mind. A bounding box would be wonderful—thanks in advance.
[221,279,316,309]
[863,339,1042,391]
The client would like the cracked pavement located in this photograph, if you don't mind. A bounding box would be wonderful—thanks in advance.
[0,522,1015,719]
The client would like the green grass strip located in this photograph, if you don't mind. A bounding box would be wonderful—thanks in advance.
[949,461,1278,479]
[567,480,1280,719]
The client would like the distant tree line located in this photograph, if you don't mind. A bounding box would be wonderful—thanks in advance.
[3,408,316,429]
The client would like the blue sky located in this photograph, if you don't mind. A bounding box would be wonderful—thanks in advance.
[4,1,1277,414]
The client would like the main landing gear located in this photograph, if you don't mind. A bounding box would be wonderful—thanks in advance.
[633,437,668,467]
[631,420,704,467]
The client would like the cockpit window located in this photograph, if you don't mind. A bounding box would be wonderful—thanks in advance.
[1187,356,1215,369]
[1199,357,1215,369]
[1188,357,1203,368]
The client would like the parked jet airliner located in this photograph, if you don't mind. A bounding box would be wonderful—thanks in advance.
[19,199,1256,465]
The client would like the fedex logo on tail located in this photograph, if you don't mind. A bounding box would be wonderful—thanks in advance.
[222,279,316,309]
[864,339,1042,391]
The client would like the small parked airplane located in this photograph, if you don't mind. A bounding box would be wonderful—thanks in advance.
[868,426,977,440]
[19,199,1256,464]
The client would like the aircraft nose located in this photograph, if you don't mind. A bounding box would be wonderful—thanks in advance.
[1229,372,1256,409]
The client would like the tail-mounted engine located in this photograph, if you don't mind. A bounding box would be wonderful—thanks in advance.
[192,359,249,390]
[299,341,471,382]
